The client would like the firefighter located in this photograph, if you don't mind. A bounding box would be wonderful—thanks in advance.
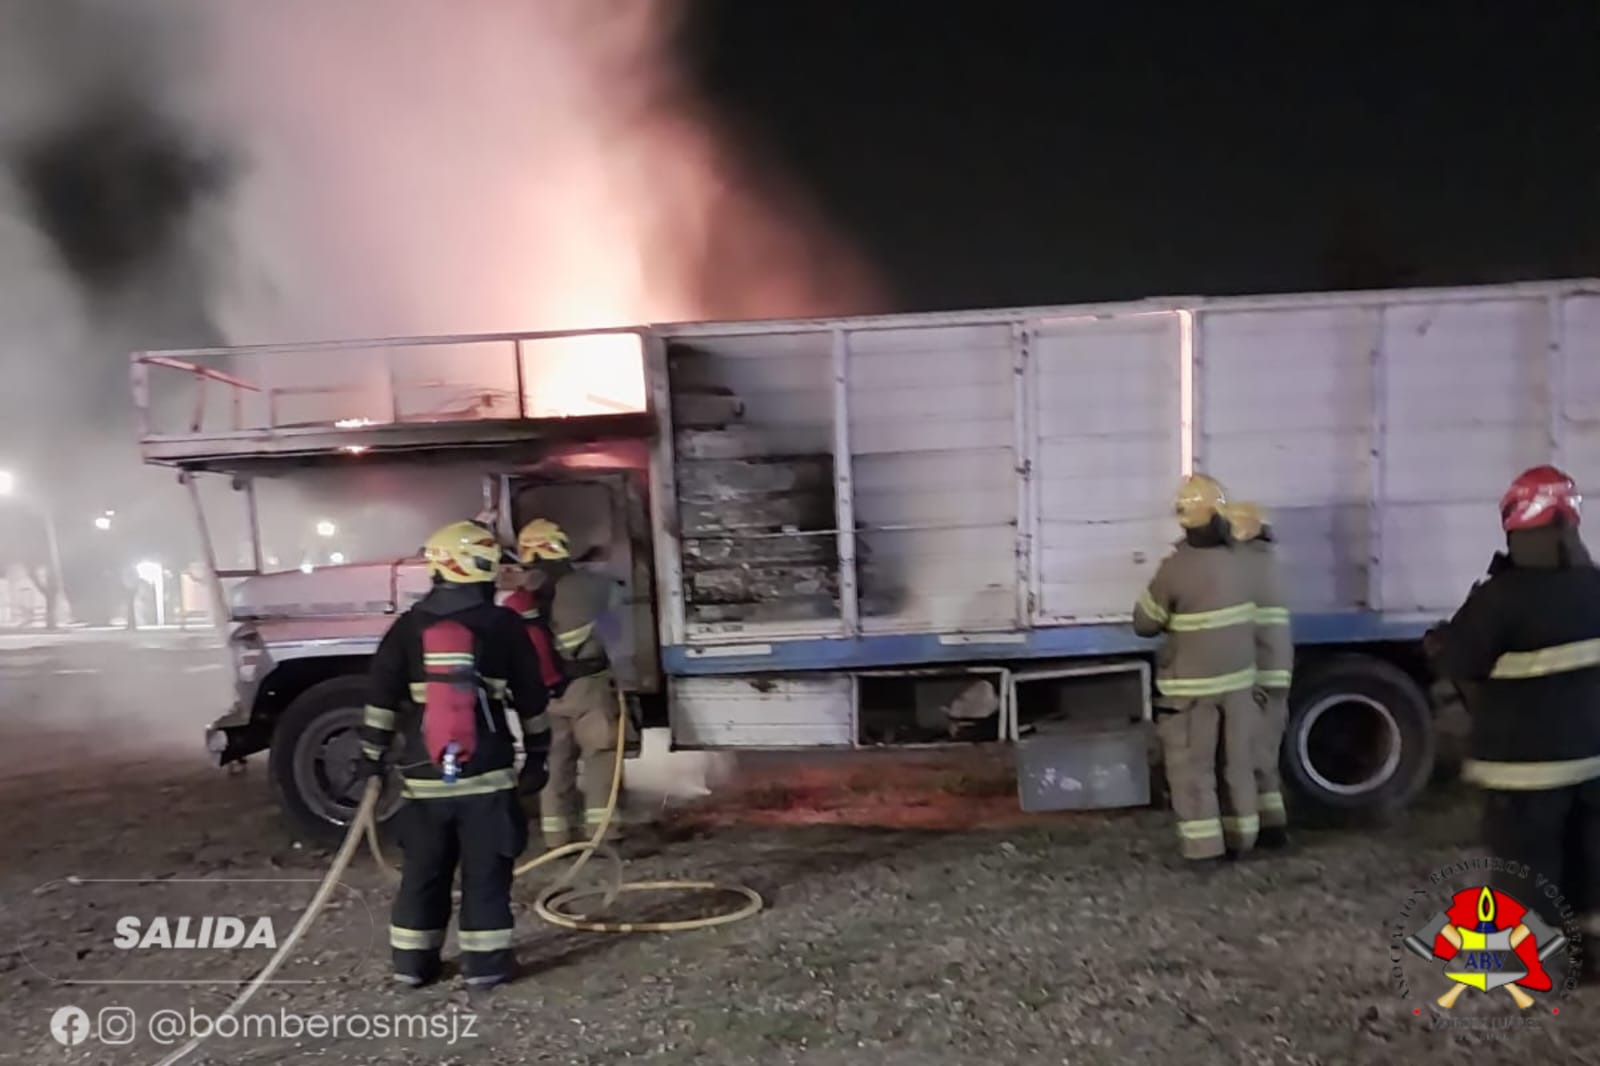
[1133,474,1260,866]
[501,566,569,791]
[357,520,552,991]
[513,518,638,850]
[1426,465,1600,966]
[1222,501,1294,849]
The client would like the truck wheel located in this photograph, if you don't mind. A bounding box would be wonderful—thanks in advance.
[269,675,406,845]
[1280,656,1435,825]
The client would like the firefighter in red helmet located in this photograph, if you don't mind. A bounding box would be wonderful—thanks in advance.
[1427,466,1600,978]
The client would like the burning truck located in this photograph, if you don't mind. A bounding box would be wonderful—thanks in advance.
[129,277,1600,838]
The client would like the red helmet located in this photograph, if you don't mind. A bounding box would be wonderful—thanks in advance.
[1500,465,1581,531]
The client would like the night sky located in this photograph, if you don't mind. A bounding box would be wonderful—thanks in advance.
[685,1,1600,312]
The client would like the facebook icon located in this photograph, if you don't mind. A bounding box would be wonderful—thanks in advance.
[50,1006,91,1047]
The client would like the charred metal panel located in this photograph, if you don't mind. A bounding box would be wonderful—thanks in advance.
[667,338,841,631]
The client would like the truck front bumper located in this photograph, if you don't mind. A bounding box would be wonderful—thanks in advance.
[205,702,257,764]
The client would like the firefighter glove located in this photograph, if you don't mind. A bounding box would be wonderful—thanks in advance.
[519,754,550,795]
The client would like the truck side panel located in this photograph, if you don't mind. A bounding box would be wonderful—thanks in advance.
[652,281,1600,678]
[1199,305,1374,613]
[847,324,1019,633]
[1379,297,1549,612]
[666,332,844,641]
[1566,296,1600,477]
[1030,313,1182,622]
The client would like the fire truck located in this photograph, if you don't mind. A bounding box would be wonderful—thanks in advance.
[131,278,1600,838]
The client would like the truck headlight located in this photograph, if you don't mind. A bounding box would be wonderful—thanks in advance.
[229,628,266,685]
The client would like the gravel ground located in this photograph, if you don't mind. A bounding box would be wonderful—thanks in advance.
[4,744,1600,1066]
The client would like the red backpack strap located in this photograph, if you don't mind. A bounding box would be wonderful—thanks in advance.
[525,621,566,690]
[503,588,539,620]
[503,589,564,690]
[419,618,482,766]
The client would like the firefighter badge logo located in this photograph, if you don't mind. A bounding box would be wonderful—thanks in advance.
[1403,886,1567,1009]
[1390,858,1582,1027]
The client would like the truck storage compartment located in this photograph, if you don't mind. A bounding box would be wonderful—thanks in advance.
[670,674,853,749]
[1010,662,1151,812]
[855,669,1006,747]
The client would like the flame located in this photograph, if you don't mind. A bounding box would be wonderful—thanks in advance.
[1478,886,1497,925]
[521,334,645,418]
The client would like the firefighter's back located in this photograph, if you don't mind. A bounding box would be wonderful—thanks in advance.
[1471,565,1600,767]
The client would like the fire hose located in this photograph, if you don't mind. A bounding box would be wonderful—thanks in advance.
[152,693,762,1066]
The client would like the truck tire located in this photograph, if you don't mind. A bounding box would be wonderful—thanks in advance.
[1280,656,1435,826]
[269,675,405,845]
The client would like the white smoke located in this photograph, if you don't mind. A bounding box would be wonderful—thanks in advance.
[179,0,881,345]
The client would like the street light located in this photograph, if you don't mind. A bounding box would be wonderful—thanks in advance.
[94,515,112,532]
[316,520,337,538]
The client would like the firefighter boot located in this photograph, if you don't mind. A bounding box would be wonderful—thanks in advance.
[1257,825,1291,850]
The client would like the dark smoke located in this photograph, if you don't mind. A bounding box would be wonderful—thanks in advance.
[13,96,228,294]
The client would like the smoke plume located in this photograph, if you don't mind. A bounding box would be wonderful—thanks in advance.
[0,0,883,618]
[185,0,883,342]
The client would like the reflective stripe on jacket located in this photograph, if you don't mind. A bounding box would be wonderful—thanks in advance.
[1432,542,1600,785]
[545,568,615,669]
[1234,530,1294,689]
[1132,534,1257,702]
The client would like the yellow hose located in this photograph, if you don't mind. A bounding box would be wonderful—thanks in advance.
[512,691,764,933]
[153,692,758,1066]
[365,689,763,930]
[152,776,382,1066]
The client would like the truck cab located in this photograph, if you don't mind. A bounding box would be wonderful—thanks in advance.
[132,330,661,837]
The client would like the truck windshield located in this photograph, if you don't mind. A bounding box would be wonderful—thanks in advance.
[199,460,490,573]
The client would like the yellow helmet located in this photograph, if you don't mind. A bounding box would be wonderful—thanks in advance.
[1175,474,1227,529]
[1223,501,1264,542]
[516,518,570,562]
[423,520,502,584]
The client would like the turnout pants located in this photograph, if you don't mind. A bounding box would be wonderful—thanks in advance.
[1156,688,1259,860]
[1253,687,1290,831]
[391,787,528,986]
[539,673,639,847]
[1482,778,1600,942]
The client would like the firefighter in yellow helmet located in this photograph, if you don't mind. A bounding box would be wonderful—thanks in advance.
[357,520,551,991]
[1132,474,1260,867]
[1221,501,1294,850]
[512,518,637,849]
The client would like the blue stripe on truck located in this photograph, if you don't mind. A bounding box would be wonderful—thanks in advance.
[661,611,1432,676]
